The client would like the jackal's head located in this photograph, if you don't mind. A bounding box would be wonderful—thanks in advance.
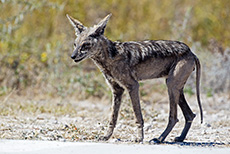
[66,14,111,63]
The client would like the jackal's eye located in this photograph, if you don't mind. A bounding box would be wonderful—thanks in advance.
[81,42,91,51]
[74,43,76,47]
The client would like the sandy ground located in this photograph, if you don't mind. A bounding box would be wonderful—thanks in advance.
[1,140,230,154]
[0,93,229,151]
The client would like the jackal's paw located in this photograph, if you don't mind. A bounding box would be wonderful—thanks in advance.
[174,136,184,142]
[135,127,144,143]
[98,135,110,141]
[134,137,143,143]
[149,138,162,144]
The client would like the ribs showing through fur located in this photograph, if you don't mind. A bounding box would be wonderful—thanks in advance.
[66,13,203,143]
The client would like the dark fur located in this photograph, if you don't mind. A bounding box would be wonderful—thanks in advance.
[67,14,203,143]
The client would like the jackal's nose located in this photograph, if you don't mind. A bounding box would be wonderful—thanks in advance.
[71,55,76,59]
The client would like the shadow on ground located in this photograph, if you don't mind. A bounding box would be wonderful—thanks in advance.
[161,141,226,147]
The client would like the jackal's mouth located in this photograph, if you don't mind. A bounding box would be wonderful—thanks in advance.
[74,56,86,63]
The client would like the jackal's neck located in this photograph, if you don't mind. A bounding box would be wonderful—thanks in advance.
[90,36,117,67]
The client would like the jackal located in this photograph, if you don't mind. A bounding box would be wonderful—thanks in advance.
[66,14,203,143]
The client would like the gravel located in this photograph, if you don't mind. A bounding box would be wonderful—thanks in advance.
[0,93,229,147]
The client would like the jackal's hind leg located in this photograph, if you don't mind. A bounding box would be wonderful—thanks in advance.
[149,79,179,144]
[174,91,196,142]
[150,59,195,144]
[99,82,124,141]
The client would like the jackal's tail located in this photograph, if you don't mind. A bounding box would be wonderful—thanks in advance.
[195,57,203,124]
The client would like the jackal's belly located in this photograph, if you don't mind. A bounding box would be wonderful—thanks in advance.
[134,57,173,81]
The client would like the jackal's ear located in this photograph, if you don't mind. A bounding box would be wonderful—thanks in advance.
[66,14,86,35]
[90,13,112,37]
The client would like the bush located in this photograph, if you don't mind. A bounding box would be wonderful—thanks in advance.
[0,0,229,99]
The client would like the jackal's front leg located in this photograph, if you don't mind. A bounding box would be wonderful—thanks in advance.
[127,81,144,142]
[99,81,124,141]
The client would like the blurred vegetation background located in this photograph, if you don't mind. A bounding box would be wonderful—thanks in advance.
[0,0,230,100]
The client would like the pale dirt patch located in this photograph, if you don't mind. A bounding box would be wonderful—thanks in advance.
[0,93,229,147]
[1,140,230,154]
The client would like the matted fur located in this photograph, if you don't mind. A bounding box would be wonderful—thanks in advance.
[66,14,203,143]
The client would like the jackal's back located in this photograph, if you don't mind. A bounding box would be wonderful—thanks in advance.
[114,40,191,65]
